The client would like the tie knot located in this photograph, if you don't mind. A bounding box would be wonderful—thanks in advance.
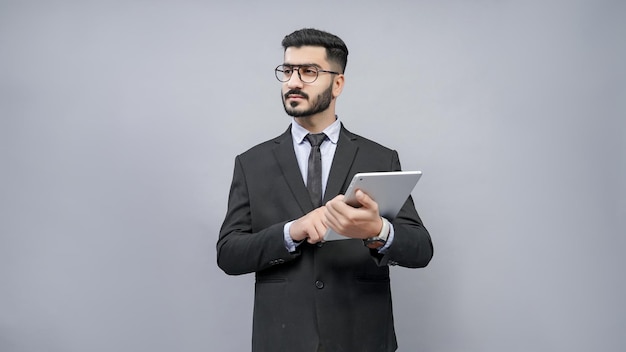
[305,133,326,147]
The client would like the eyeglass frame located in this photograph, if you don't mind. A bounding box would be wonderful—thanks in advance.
[275,64,341,83]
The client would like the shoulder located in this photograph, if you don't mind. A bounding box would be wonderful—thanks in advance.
[338,124,401,171]
[340,125,395,153]
[237,127,291,159]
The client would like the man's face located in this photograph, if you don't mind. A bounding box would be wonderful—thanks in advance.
[281,46,338,118]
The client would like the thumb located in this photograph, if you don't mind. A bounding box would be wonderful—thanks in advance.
[355,189,376,208]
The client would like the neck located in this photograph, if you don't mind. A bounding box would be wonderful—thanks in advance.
[294,109,336,134]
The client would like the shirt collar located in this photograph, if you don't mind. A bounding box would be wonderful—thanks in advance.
[291,116,341,145]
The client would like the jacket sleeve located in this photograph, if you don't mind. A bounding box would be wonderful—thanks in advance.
[371,151,434,268]
[216,156,301,276]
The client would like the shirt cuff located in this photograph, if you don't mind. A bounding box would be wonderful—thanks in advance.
[283,221,302,252]
[378,220,395,253]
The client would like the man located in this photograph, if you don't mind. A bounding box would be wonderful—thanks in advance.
[217,28,433,352]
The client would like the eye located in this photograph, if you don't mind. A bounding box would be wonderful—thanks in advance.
[282,68,293,75]
[302,66,318,76]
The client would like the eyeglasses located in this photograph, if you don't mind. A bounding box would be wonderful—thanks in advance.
[275,64,340,83]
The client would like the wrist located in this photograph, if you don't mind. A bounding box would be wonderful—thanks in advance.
[363,217,390,249]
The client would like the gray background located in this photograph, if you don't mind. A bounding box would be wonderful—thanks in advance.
[1,0,624,351]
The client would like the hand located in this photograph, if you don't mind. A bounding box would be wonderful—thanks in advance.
[289,206,328,244]
[324,189,383,239]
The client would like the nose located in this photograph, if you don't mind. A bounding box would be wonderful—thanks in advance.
[286,70,304,89]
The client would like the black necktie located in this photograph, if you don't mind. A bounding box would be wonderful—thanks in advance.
[305,133,326,208]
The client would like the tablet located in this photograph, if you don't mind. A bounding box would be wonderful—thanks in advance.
[324,171,422,241]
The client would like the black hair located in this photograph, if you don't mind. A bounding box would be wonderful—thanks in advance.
[281,28,349,73]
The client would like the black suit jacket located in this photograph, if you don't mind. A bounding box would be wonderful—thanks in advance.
[217,124,433,352]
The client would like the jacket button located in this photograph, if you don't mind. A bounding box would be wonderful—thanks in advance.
[316,242,324,248]
[315,280,324,289]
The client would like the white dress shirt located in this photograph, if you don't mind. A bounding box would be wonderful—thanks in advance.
[283,117,394,252]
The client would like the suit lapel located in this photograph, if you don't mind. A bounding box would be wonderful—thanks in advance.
[272,127,315,213]
[272,124,360,210]
[324,125,359,203]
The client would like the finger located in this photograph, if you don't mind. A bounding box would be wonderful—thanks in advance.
[308,210,328,243]
[305,223,321,243]
[324,196,343,213]
[315,219,328,241]
[324,207,338,227]
[325,204,350,233]
[307,228,325,243]
[330,194,345,202]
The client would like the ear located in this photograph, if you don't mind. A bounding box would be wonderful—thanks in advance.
[332,74,345,98]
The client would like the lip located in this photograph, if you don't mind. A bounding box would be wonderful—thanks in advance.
[287,94,305,100]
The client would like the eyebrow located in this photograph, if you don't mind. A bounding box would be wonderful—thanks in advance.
[282,62,323,68]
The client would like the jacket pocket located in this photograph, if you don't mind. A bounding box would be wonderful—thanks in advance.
[355,275,390,283]
[256,276,287,283]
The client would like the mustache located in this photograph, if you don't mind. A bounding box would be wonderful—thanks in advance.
[284,90,309,100]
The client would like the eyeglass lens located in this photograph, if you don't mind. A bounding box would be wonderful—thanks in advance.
[276,65,319,83]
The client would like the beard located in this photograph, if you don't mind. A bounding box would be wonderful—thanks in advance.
[282,82,333,118]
